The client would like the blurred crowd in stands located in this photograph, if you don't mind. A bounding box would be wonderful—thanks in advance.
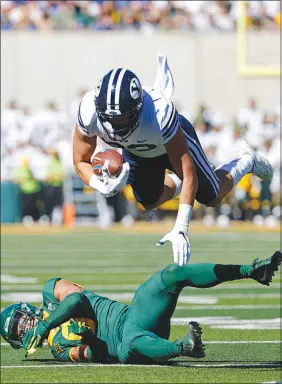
[1,90,280,227]
[1,0,281,32]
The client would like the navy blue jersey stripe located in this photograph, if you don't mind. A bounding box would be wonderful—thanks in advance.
[183,131,219,193]
[110,68,122,107]
[187,137,219,193]
[180,121,219,182]
[187,143,219,195]
[162,104,176,133]
[188,137,219,183]
[162,113,179,140]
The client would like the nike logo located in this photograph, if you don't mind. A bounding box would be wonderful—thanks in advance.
[153,98,161,102]
[260,268,268,282]
[137,139,147,143]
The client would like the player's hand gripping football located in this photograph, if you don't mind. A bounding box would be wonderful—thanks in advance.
[90,161,130,197]
[157,223,190,266]
[101,160,130,197]
[22,321,49,356]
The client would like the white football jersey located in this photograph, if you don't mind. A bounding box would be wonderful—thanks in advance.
[77,87,179,158]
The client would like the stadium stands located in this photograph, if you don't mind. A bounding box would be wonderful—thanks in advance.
[1,1,281,31]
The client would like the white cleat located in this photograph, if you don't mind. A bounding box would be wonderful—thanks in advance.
[241,141,273,181]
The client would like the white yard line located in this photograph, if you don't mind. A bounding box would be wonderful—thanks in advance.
[175,305,280,310]
[0,293,217,305]
[1,283,281,290]
[1,292,280,304]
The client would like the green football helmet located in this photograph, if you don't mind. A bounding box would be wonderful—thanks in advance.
[0,303,43,349]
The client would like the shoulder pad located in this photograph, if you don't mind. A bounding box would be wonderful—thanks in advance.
[77,90,97,136]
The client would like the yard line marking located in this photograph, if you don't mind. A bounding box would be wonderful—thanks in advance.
[212,293,281,299]
[2,291,281,304]
[171,317,281,329]
[176,305,280,310]
[205,341,281,344]
[1,283,281,290]
[1,340,280,347]
[0,293,218,305]
[1,275,38,284]
[1,362,280,369]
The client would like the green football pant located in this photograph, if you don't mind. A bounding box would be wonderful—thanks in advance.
[118,262,245,363]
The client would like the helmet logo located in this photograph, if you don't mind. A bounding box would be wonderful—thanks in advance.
[4,317,11,333]
[130,78,141,100]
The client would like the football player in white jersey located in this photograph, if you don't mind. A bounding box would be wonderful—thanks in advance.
[73,68,273,266]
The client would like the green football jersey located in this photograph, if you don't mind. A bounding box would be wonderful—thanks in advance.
[42,278,129,361]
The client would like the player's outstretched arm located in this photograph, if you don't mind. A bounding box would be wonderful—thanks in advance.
[73,124,97,186]
[23,280,94,355]
[157,127,198,266]
[165,127,198,207]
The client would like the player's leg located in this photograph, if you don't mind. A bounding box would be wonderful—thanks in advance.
[118,323,204,363]
[173,115,220,205]
[208,142,273,207]
[119,250,282,364]
[122,150,173,210]
[161,251,282,293]
[171,115,273,207]
[118,331,182,363]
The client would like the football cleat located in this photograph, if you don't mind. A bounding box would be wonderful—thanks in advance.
[176,321,205,358]
[250,251,282,286]
[240,141,273,181]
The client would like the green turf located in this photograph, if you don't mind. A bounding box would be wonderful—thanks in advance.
[1,230,281,383]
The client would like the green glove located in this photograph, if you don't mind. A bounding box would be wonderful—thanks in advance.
[22,321,49,355]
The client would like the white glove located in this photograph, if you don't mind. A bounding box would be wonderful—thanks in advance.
[156,204,193,266]
[89,161,130,197]
[156,224,190,266]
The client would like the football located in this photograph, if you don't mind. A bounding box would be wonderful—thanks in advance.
[92,149,123,179]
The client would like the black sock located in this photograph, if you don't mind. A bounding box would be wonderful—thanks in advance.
[214,264,242,283]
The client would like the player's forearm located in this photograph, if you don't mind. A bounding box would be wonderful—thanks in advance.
[179,171,198,206]
[43,292,88,331]
[74,161,94,186]
[175,162,198,230]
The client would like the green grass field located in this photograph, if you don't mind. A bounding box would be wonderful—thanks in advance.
[1,225,281,383]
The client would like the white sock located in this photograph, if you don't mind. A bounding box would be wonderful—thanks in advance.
[166,173,182,199]
[215,155,253,187]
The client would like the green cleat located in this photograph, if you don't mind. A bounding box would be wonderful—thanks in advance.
[176,321,205,358]
[250,251,282,286]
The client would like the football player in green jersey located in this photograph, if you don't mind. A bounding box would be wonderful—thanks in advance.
[1,251,281,364]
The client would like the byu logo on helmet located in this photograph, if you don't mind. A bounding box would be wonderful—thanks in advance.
[130,78,141,99]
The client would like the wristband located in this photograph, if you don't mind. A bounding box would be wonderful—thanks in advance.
[175,204,193,228]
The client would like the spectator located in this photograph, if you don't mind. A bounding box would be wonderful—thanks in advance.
[32,101,68,151]
[237,98,264,149]
[1,0,280,31]
[44,149,65,225]
[13,157,43,224]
